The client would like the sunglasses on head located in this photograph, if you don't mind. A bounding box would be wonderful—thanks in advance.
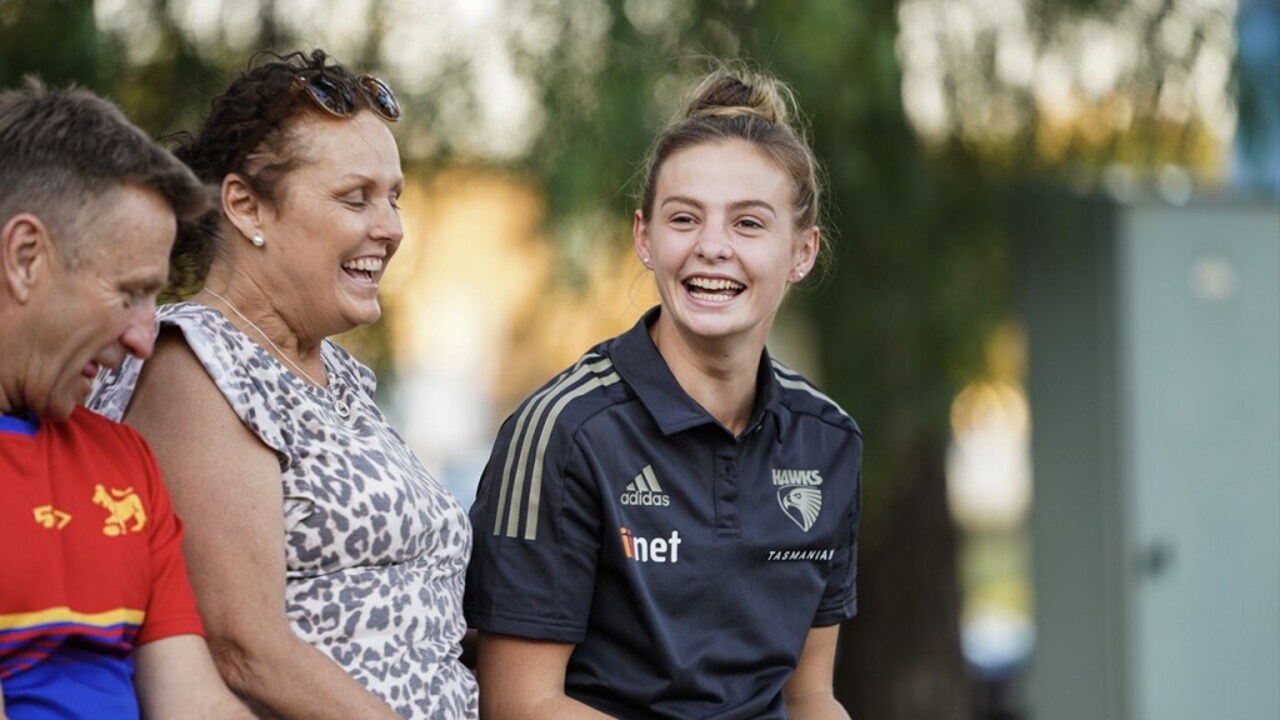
[296,71,401,123]
[228,69,400,173]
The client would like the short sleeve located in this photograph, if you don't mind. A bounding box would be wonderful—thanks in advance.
[813,466,860,627]
[120,428,204,645]
[165,314,293,458]
[465,416,602,643]
[89,304,293,466]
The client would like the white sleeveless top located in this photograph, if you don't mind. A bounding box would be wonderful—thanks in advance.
[89,302,478,719]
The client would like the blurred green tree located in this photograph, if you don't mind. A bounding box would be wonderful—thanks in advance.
[3,1,1242,716]
[503,1,1236,717]
[0,0,103,90]
[510,2,980,715]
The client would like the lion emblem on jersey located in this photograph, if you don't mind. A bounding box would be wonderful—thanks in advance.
[777,486,822,532]
[93,484,147,536]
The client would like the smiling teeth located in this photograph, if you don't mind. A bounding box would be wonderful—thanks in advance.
[687,277,744,291]
[343,257,383,272]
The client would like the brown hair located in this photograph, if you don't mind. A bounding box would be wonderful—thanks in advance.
[0,79,210,265]
[638,67,826,266]
[169,48,380,291]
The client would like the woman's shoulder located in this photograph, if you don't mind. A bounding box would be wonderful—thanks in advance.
[153,302,295,457]
[87,302,241,422]
[155,302,264,381]
[157,301,235,344]
[148,302,238,358]
[768,359,861,437]
[498,341,630,442]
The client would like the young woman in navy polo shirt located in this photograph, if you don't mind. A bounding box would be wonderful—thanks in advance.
[466,67,862,720]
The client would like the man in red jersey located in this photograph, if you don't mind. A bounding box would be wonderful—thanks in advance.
[0,81,251,719]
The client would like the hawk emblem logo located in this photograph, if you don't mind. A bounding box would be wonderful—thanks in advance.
[777,486,822,532]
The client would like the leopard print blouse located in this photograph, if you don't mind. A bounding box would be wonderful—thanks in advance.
[88,302,478,719]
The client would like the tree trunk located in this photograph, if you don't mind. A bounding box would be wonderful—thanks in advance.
[836,439,971,720]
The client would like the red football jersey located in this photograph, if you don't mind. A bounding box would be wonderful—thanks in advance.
[1,407,204,718]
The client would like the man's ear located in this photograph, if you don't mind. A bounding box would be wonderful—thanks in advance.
[1,213,54,304]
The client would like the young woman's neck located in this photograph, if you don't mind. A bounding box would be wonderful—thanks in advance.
[650,316,765,437]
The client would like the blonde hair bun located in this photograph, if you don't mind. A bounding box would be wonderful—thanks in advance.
[683,69,793,127]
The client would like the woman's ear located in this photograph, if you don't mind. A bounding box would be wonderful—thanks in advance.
[633,209,653,269]
[790,226,820,283]
[221,173,263,242]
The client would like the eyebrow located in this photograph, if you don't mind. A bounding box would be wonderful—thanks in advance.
[125,276,166,295]
[334,172,405,189]
[661,196,777,215]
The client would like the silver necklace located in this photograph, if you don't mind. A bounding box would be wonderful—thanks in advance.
[201,287,351,419]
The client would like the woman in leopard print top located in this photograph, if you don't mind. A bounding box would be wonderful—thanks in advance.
[88,49,476,719]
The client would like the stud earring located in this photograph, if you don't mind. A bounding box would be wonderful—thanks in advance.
[251,233,266,248]
[642,256,652,268]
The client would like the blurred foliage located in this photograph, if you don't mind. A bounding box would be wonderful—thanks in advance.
[2,0,1254,716]
[500,0,1241,538]
[504,2,984,715]
[500,0,1236,503]
[0,0,103,90]
[1234,0,1280,190]
[1,0,399,376]
[497,1,1239,716]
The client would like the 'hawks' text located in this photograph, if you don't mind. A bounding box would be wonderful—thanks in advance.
[772,469,823,486]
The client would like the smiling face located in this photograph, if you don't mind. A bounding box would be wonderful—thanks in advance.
[28,184,176,420]
[256,110,404,338]
[634,139,818,356]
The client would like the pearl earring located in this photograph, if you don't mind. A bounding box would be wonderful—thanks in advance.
[251,232,266,248]
[642,256,652,267]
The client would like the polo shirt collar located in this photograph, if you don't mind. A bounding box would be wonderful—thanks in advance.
[612,306,785,437]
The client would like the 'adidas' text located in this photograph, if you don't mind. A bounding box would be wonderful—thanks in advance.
[620,464,671,507]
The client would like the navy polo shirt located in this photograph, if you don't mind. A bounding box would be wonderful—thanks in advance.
[466,307,862,720]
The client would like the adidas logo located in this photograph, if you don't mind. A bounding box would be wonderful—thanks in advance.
[620,464,671,507]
